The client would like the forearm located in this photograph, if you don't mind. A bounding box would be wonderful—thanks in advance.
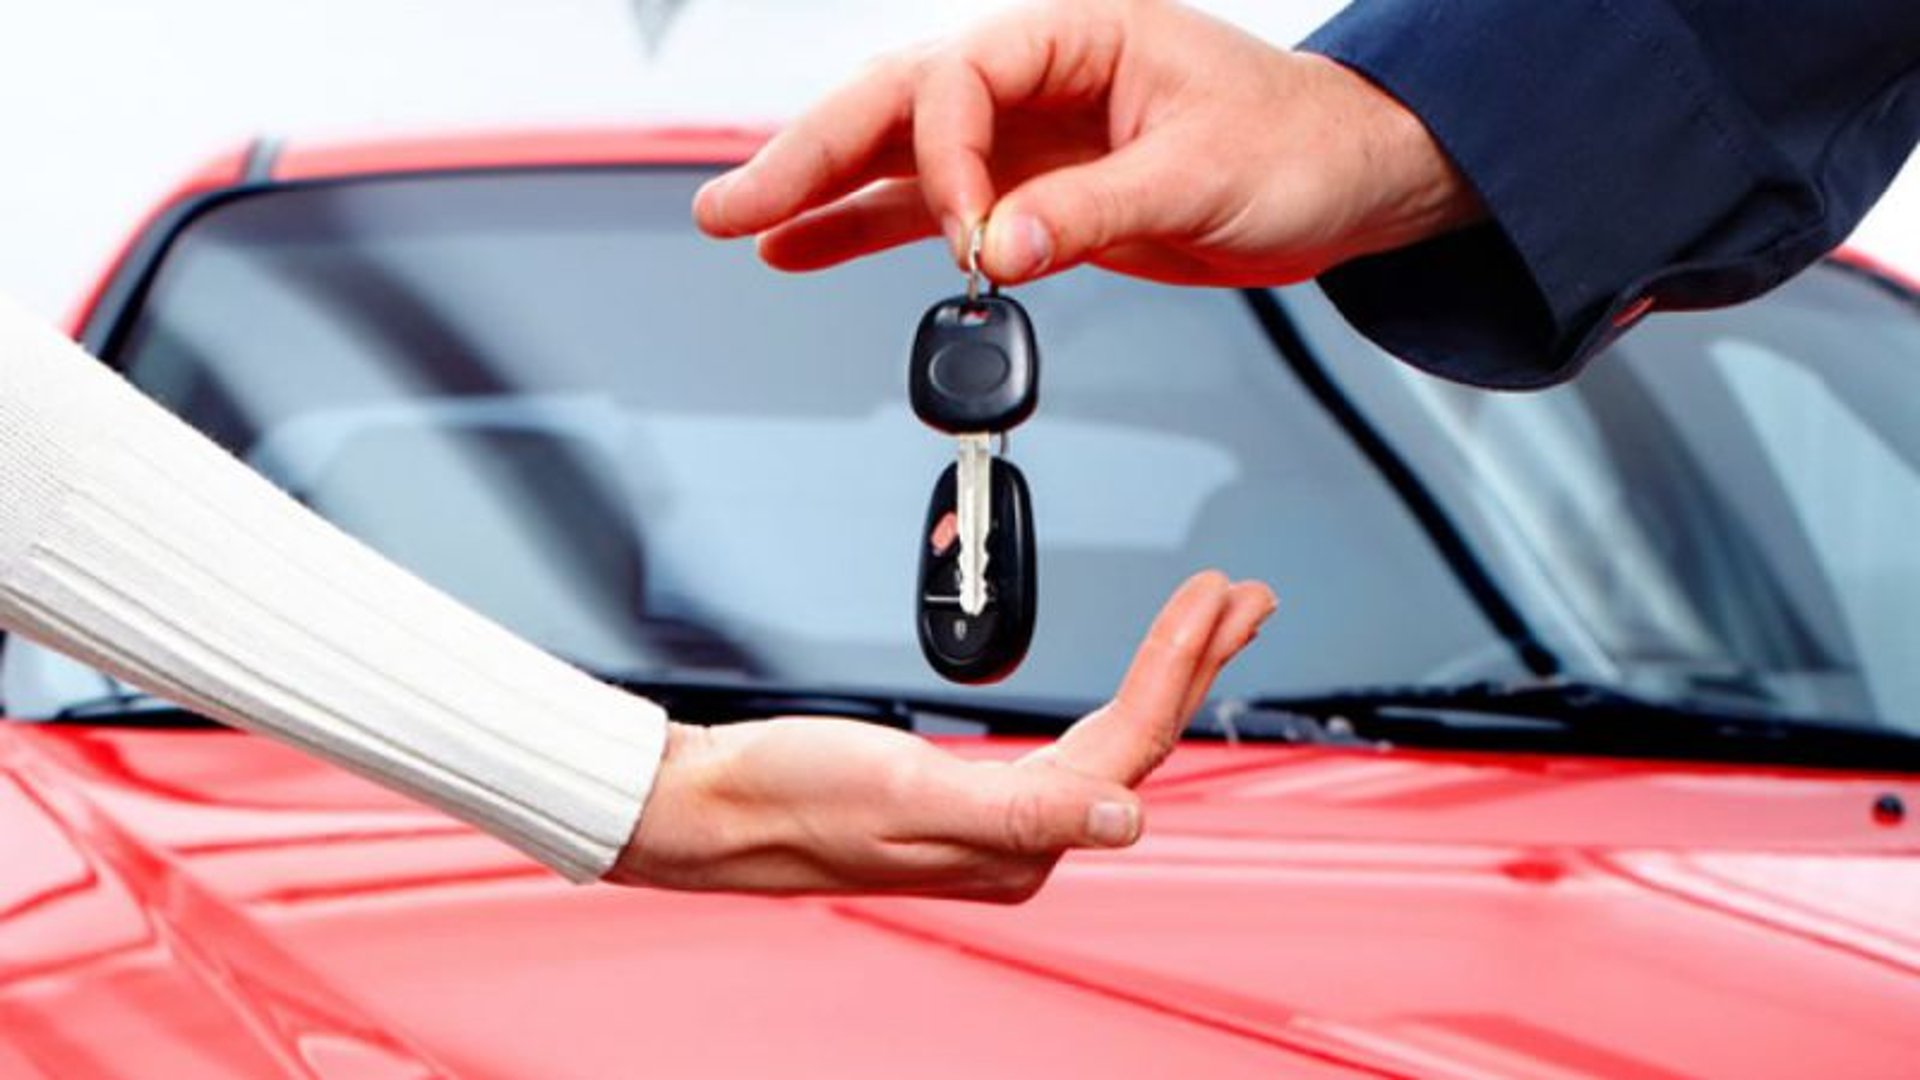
[0,293,665,881]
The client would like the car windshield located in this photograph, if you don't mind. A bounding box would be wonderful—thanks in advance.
[1291,267,1920,731]
[6,168,1915,738]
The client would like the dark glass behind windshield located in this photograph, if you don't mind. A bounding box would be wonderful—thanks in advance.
[81,169,1514,710]
[1291,266,1920,732]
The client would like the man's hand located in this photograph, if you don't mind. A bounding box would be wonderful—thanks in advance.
[693,0,1481,288]
[611,571,1274,901]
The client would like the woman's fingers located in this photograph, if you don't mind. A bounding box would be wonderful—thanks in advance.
[1027,574,1274,786]
[907,577,1271,862]
[1177,581,1278,722]
[1040,571,1231,785]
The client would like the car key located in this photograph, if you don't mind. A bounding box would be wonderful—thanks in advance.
[910,291,1037,615]
[916,457,1036,683]
[909,237,1039,615]
[952,431,994,614]
[908,225,1041,681]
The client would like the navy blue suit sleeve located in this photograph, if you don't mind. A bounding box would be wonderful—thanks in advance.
[1300,0,1920,389]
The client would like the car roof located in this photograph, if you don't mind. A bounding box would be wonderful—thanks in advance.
[265,126,772,182]
[64,126,770,336]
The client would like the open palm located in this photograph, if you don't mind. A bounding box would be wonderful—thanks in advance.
[615,571,1274,901]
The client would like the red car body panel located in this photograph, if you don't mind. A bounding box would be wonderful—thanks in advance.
[2,725,1916,1079]
[9,129,1918,1078]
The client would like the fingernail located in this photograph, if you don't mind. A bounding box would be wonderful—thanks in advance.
[1088,801,1140,847]
[990,212,1052,279]
[1187,569,1229,595]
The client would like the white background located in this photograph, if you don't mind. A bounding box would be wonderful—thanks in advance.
[0,0,1913,323]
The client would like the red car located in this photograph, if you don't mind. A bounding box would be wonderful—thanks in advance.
[3,129,1917,1078]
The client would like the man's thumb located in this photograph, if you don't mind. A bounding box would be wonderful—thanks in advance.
[983,144,1170,283]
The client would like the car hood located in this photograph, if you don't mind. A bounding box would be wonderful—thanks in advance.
[1,723,1915,1079]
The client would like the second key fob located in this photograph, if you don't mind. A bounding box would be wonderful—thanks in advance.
[916,457,1037,684]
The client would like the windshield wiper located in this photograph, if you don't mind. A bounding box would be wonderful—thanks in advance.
[1248,679,1920,772]
[597,673,1095,736]
[45,675,1101,739]
[52,675,1914,771]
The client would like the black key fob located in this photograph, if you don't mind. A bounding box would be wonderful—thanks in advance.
[909,294,1039,434]
[916,458,1037,684]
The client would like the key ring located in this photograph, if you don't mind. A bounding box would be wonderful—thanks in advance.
[965,221,996,303]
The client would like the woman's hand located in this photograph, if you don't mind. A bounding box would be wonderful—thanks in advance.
[611,570,1274,901]
[693,0,1480,288]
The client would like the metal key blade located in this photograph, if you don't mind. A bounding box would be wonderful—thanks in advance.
[956,433,993,616]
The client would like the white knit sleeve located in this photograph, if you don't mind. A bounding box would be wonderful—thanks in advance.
[0,293,666,882]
